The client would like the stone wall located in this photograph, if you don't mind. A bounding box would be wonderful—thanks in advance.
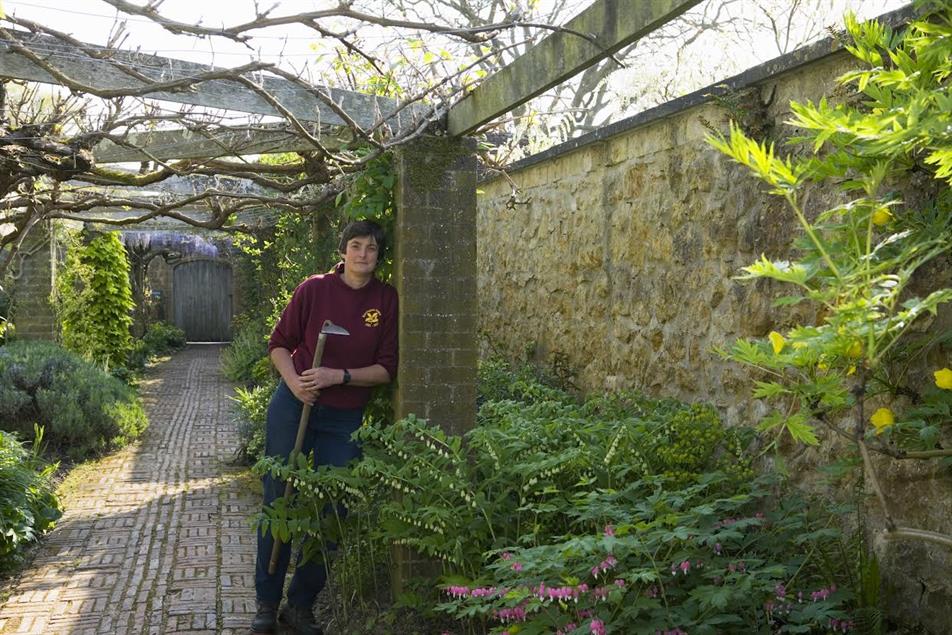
[478,54,852,423]
[476,46,951,632]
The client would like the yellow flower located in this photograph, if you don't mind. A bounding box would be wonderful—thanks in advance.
[847,341,863,359]
[870,407,895,435]
[768,331,786,354]
[935,368,952,390]
[871,207,893,226]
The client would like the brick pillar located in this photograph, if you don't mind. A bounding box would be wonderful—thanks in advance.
[393,135,477,436]
[391,135,477,589]
[9,222,58,340]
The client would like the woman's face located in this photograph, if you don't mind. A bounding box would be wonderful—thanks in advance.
[342,234,379,276]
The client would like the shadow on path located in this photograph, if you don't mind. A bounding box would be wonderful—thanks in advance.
[0,345,259,635]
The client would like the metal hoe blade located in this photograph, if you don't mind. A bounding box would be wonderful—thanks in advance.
[321,321,350,336]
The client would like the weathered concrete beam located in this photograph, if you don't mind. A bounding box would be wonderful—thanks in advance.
[0,32,423,131]
[94,124,351,163]
[446,0,703,136]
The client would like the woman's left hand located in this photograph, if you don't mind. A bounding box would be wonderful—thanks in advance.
[301,367,345,390]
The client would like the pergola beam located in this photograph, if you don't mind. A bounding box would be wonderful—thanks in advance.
[93,124,351,163]
[0,32,422,131]
[446,0,704,136]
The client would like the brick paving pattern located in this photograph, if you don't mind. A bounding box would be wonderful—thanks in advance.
[0,345,259,635]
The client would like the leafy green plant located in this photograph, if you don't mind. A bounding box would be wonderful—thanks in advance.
[707,5,951,548]
[230,378,275,464]
[254,361,766,632]
[142,321,186,354]
[0,340,147,460]
[221,319,271,384]
[335,152,395,281]
[437,474,854,634]
[0,287,12,344]
[0,426,61,572]
[54,231,135,370]
[128,321,186,370]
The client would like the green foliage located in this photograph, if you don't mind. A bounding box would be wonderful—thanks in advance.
[0,426,61,572]
[142,321,186,354]
[230,206,338,345]
[477,355,574,405]
[221,319,271,384]
[54,231,135,370]
[0,286,11,344]
[0,340,147,460]
[230,378,275,464]
[335,152,396,282]
[438,475,854,634]
[707,4,952,452]
[253,361,788,632]
[127,321,186,371]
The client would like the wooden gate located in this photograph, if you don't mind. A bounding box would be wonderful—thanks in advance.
[172,260,233,341]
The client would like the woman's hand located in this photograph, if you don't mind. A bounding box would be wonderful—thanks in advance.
[300,367,345,391]
[287,374,318,405]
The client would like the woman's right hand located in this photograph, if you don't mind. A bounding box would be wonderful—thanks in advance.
[269,348,318,405]
[287,374,318,405]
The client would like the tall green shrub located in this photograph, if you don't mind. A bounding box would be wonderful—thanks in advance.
[55,231,134,369]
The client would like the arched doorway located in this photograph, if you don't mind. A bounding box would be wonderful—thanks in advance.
[172,259,233,341]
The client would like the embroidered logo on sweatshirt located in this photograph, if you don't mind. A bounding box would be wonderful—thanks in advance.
[363,309,381,327]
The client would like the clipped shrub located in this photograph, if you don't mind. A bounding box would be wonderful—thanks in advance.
[0,427,61,572]
[0,340,147,460]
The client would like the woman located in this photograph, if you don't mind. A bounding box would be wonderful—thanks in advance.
[251,220,397,635]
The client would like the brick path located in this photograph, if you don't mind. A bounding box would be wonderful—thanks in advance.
[0,345,259,635]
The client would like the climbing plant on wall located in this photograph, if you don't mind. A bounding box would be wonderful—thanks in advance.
[708,3,952,551]
[54,231,134,370]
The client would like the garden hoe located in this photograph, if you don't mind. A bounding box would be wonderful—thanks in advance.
[268,319,350,574]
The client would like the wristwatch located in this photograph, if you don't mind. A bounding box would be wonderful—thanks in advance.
[342,369,351,385]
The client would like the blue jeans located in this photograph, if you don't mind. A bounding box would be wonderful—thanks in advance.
[254,381,363,609]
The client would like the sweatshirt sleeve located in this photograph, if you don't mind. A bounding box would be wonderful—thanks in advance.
[268,281,308,354]
[375,287,398,380]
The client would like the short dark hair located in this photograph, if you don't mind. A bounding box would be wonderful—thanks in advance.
[338,220,386,260]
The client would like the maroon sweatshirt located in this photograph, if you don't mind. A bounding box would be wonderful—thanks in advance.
[268,264,398,409]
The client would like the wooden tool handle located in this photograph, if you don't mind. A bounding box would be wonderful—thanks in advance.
[267,321,333,574]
